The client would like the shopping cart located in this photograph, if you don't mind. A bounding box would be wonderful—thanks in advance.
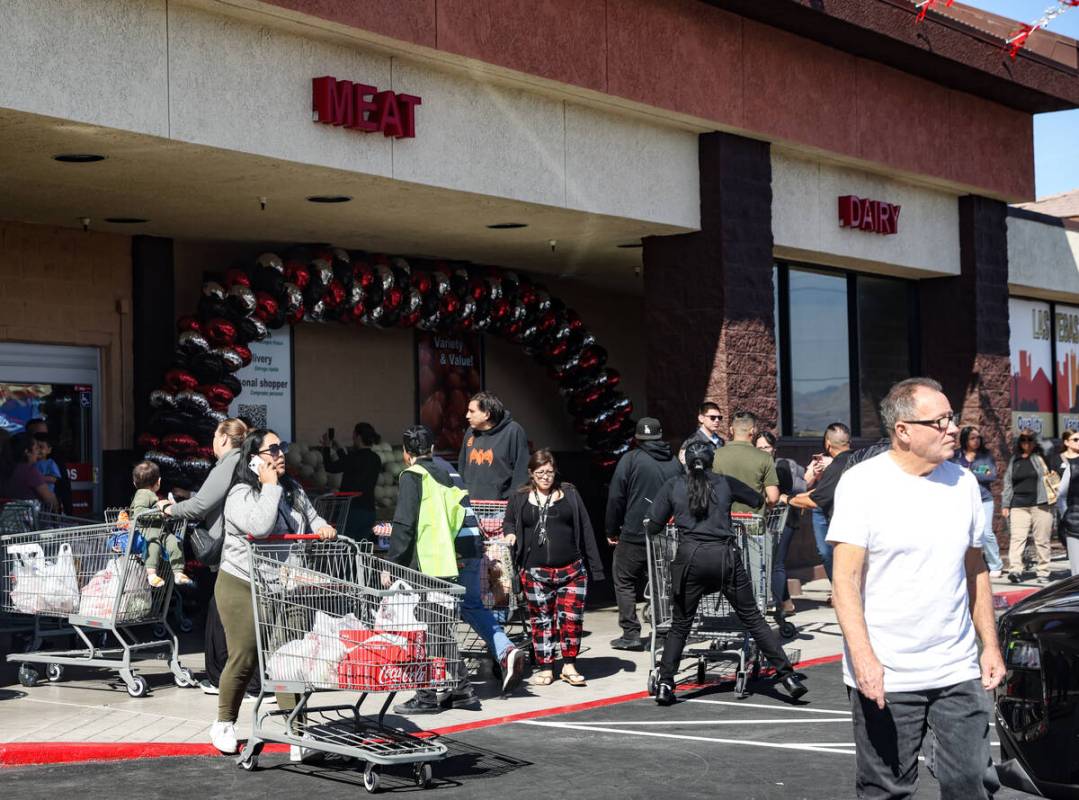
[0,512,196,696]
[0,499,91,534]
[314,491,360,533]
[469,500,519,617]
[645,507,791,699]
[238,535,464,791]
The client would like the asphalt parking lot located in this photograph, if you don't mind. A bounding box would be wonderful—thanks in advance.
[0,660,1031,799]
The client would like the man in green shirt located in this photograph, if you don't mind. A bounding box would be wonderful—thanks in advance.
[712,411,779,515]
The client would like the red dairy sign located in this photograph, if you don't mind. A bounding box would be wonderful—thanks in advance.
[312,75,421,139]
[838,195,901,235]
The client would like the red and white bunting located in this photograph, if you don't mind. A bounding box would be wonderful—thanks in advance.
[1005,1,1079,59]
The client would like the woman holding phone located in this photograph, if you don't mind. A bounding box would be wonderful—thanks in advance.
[209,429,335,759]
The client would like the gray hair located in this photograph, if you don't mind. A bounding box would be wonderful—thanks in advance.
[880,377,944,439]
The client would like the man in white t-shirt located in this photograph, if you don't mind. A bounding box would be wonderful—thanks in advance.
[827,377,1005,800]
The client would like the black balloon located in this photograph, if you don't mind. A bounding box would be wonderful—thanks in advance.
[227,285,257,316]
[177,331,211,355]
[190,351,226,384]
[202,281,226,301]
[215,347,244,373]
[149,389,176,409]
[176,390,211,415]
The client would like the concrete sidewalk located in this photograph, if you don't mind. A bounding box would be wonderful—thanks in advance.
[0,573,1046,753]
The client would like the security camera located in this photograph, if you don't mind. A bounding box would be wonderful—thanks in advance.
[549,239,557,252]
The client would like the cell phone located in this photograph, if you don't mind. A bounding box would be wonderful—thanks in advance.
[328,427,335,441]
[249,455,263,476]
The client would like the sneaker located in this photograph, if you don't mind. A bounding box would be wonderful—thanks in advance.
[988,570,1003,579]
[209,721,238,754]
[500,646,525,694]
[243,690,276,704]
[393,695,443,715]
[610,636,645,651]
[440,691,481,710]
[655,682,675,706]
[1008,572,1023,584]
[199,679,220,695]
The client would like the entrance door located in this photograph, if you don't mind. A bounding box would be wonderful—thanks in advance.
[0,343,102,516]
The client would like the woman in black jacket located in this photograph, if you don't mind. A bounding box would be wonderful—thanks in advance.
[646,441,807,705]
[504,449,604,688]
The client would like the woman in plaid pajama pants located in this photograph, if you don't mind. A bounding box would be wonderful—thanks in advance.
[505,450,605,687]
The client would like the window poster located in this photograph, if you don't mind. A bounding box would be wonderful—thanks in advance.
[1056,304,1079,435]
[227,326,293,442]
[415,331,483,457]
[1009,297,1054,436]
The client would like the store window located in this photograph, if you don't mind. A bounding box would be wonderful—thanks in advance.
[1007,297,1079,438]
[776,264,918,438]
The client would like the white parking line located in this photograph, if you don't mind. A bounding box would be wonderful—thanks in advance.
[518,720,859,755]
[685,699,851,715]
[563,718,852,726]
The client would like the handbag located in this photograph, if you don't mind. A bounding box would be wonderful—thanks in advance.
[188,524,223,567]
[1037,456,1060,505]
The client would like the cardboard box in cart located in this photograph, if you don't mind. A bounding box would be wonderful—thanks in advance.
[337,629,447,691]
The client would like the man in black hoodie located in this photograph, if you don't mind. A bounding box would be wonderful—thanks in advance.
[605,417,683,650]
[458,391,530,501]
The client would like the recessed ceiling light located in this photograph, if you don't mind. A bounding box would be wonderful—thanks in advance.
[53,153,106,163]
[486,223,528,229]
[616,242,643,249]
[104,217,149,224]
[306,195,352,204]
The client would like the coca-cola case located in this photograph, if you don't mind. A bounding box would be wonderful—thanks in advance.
[338,629,429,691]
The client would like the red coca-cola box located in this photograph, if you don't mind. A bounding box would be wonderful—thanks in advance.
[337,629,429,691]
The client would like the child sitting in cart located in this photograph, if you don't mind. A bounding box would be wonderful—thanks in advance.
[130,461,191,588]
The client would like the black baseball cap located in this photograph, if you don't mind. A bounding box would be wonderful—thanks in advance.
[635,417,663,441]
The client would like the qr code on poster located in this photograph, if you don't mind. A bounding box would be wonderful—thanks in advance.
[238,404,268,429]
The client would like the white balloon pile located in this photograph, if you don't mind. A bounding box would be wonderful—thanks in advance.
[372,441,403,514]
[284,440,405,514]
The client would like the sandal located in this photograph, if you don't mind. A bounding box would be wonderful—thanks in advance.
[174,573,194,585]
[531,670,554,686]
[560,671,587,687]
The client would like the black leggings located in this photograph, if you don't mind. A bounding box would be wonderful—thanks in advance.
[658,539,793,684]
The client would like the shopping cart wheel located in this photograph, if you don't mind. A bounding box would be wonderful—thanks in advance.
[17,664,38,687]
[238,754,259,771]
[46,663,64,682]
[174,667,196,688]
[126,675,149,698]
[179,617,194,634]
[363,763,381,793]
[779,621,797,640]
[696,657,707,686]
[646,671,657,696]
[414,762,432,788]
[152,624,167,639]
[734,670,748,698]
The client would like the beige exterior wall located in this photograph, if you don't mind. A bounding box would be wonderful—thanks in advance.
[0,219,133,449]
[771,151,961,277]
[1008,216,1079,302]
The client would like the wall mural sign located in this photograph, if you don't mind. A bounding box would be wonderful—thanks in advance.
[838,195,901,235]
[312,75,421,139]
[1010,297,1054,436]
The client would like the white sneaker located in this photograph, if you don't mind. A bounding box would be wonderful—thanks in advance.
[989,570,1003,579]
[209,721,238,755]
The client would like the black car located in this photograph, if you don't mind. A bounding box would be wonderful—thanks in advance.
[995,575,1079,799]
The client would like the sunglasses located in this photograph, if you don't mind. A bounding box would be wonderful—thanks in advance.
[703,415,722,422]
[259,442,290,458]
[1018,437,1035,444]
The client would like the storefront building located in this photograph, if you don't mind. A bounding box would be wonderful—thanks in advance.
[1,0,1077,564]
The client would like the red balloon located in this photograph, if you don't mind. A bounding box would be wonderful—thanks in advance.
[196,446,215,460]
[491,299,511,321]
[204,318,237,347]
[441,295,460,315]
[225,268,250,288]
[164,369,199,393]
[202,384,235,412]
[163,433,199,455]
[537,311,557,333]
[469,278,488,301]
[347,302,367,324]
[176,315,201,334]
[284,261,310,290]
[399,309,422,328]
[288,307,305,325]
[254,291,279,322]
[412,272,433,295]
[232,344,252,367]
[324,279,346,309]
[384,287,404,310]
[136,432,160,451]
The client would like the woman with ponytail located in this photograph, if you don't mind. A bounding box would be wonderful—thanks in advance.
[644,440,807,705]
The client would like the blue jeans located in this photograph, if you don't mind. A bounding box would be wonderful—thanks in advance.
[979,500,1003,572]
[812,507,833,583]
[458,556,512,662]
[771,522,796,604]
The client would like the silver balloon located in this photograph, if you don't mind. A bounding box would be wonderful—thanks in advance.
[375,264,394,291]
[215,347,243,373]
[202,281,226,301]
[283,282,303,312]
[145,451,180,471]
[228,284,257,316]
[310,261,333,288]
[149,389,176,409]
[431,271,450,297]
[177,330,211,354]
[256,253,284,273]
[176,390,211,415]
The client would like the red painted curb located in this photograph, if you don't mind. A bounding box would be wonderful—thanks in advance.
[1,654,844,767]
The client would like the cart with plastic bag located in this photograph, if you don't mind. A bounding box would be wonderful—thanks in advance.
[0,512,196,695]
[238,535,464,792]
[468,500,519,617]
[644,507,791,699]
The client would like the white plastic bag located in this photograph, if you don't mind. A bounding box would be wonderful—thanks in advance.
[78,560,119,618]
[9,543,79,614]
[115,556,152,620]
[306,611,363,684]
[374,579,425,632]
[267,637,320,682]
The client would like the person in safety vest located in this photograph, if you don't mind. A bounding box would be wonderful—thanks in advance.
[386,425,524,715]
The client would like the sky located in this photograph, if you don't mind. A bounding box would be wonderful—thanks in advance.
[958,1,1079,199]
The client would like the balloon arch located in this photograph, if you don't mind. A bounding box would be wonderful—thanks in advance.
[139,248,635,487]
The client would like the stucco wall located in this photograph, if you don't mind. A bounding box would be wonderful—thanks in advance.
[1007,216,1079,302]
[771,151,961,277]
[0,219,133,449]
